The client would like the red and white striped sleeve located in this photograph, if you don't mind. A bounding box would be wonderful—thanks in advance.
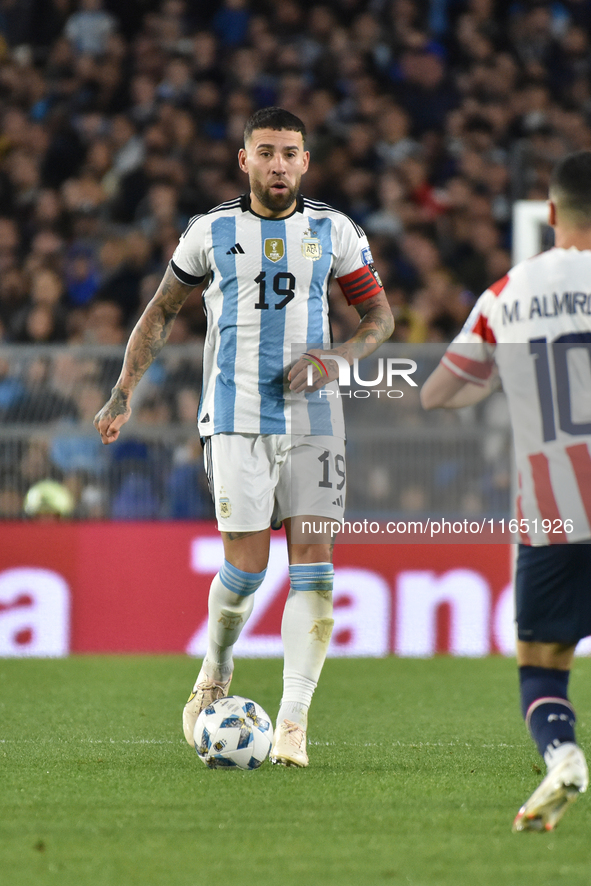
[441,276,509,385]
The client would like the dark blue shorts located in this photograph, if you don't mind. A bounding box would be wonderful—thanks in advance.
[515,542,591,644]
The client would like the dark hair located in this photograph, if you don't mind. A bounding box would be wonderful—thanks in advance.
[550,151,591,224]
[244,107,306,145]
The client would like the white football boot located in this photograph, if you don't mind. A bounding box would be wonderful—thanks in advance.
[182,673,232,746]
[270,719,309,767]
[513,742,588,832]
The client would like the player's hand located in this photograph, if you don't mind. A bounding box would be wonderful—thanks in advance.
[288,349,341,393]
[93,390,132,444]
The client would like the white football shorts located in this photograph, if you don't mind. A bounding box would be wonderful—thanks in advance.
[203,433,346,532]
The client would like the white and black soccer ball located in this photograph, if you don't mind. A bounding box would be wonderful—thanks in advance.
[194,696,273,770]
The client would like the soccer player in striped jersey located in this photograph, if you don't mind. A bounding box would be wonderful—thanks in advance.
[421,150,591,830]
[94,107,393,766]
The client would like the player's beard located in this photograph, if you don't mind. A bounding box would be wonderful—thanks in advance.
[252,177,299,213]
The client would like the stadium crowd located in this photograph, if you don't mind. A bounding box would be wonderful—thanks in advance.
[0,0,588,516]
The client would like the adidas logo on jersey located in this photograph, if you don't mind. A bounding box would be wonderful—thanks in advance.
[226,243,245,255]
[332,495,343,507]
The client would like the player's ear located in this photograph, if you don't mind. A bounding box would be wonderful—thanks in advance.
[302,150,310,174]
[548,200,556,227]
[238,147,248,173]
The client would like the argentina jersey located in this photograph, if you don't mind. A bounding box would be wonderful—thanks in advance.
[170,194,381,438]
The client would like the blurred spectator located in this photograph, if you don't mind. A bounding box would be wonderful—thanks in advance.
[0,218,21,274]
[376,103,421,167]
[94,236,141,323]
[157,56,193,105]
[3,356,78,421]
[0,482,23,518]
[19,437,55,489]
[109,114,145,180]
[50,382,106,476]
[17,303,64,344]
[166,438,215,519]
[0,268,28,329]
[64,0,118,57]
[111,474,161,519]
[65,244,100,307]
[108,394,172,518]
[212,0,251,48]
[393,47,460,136]
[83,299,126,344]
[0,355,26,411]
[10,267,69,343]
[129,73,159,128]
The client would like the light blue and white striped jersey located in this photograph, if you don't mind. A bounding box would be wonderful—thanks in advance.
[170,194,381,437]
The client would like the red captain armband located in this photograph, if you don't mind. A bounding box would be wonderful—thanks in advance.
[337,263,383,306]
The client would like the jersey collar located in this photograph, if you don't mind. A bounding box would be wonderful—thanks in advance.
[241,193,305,218]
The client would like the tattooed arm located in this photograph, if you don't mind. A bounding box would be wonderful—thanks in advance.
[289,290,394,392]
[337,289,395,364]
[94,266,195,444]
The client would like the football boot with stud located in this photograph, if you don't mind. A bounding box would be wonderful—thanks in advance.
[513,742,588,832]
[270,718,309,767]
[182,673,233,746]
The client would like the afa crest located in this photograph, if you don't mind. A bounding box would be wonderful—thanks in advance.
[219,497,231,518]
[301,228,322,261]
[264,239,284,262]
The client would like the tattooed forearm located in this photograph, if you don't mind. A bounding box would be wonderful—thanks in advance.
[336,293,394,365]
[354,304,395,346]
[114,266,195,395]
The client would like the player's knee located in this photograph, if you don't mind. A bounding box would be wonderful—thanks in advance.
[219,559,267,596]
[517,640,576,670]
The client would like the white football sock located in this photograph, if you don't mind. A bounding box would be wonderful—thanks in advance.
[198,562,265,683]
[278,563,334,729]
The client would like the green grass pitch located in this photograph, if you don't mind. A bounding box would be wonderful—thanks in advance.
[1,656,591,886]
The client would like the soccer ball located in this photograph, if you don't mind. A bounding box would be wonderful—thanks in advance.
[193,696,273,770]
